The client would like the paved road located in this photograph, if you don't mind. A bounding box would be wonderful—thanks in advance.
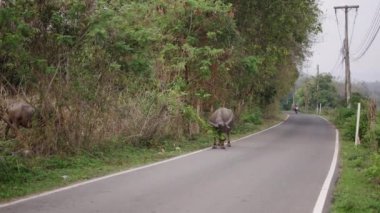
[0,113,338,213]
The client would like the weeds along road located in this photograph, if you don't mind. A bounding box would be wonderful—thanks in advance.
[0,113,338,213]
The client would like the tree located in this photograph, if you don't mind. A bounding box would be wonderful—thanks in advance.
[0,0,322,154]
[296,73,340,111]
[224,0,321,111]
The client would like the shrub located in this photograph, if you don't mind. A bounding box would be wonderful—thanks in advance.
[241,109,262,125]
[365,153,380,183]
[334,107,355,128]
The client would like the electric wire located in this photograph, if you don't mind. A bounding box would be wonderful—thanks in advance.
[352,7,379,55]
[353,22,380,60]
[329,42,344,76]
[329,52,343,75]
[353,21,380,59]
[352,1,380,60]
[349,8,358,47]
[334,9,343,43]
[336,58,345,82]
[352,2,380,55]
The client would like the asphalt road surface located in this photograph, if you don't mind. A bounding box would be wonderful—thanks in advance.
[0,113,338,213]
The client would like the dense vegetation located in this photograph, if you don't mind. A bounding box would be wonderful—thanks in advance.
[329,102,380,212]
[0,0,320,154]
[295,73,339,111]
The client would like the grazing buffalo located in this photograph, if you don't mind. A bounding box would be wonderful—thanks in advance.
[1,102,35,138]
[208,107,234,149]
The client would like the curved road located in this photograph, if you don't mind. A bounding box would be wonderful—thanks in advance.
[0,113,338,213]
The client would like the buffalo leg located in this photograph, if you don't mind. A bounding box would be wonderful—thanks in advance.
[5,122,18,139]
[212,136,217,149]
[219,140,226,149]
[227,132,231,147]
[219,134,225,149]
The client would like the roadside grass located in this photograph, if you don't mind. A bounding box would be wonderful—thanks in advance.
[0,113,286,202]
[323,108,380,213]
[331,140,380,213]
[0,137,215,201]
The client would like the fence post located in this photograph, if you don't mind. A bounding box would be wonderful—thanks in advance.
[316,104,319,115]
[355,103,361,146]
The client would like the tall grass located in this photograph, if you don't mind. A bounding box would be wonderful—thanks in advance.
[329,104,380,212]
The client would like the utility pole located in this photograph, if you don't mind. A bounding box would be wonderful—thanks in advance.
[334,5,359,108]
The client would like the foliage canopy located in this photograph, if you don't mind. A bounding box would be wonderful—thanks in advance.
[0,0,320,154]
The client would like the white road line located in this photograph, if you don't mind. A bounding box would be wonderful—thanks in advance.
[0,115,289,208]
[313,129,339,213]
[231,114,289,143]
[0,149,206,208]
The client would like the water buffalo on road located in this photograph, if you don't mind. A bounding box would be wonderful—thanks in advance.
[208,107,234,149]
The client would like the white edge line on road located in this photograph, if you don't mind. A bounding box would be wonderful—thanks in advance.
[0,114,289,208]
[313,129,339,213]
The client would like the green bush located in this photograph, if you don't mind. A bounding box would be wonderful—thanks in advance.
[0,156,35,184]
[365,153,380,181]
[241,109,262,125]
[334,107,355,128]
[375,124,380,151]
[333,105,369,143]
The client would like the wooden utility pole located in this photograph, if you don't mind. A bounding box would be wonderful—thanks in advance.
[334,5,359,108]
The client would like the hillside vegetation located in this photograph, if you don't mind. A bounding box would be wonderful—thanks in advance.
[0,0,320,200]
[0,0,320,154]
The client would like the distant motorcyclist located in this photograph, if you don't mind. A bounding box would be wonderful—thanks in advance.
[293,104,299,114]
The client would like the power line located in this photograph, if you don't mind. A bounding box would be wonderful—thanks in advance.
[335,55,344,75]
[352,2,380,54]
[354,25,380,60]
[352,20,380,60]
[336,58,345,82]
[349,9,358,46]
[334,53,345,81]
[329,41,345,74]
[335,10,343,42]
[352,1,380,60]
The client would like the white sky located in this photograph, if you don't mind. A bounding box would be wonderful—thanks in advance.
[305,0,380,82]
